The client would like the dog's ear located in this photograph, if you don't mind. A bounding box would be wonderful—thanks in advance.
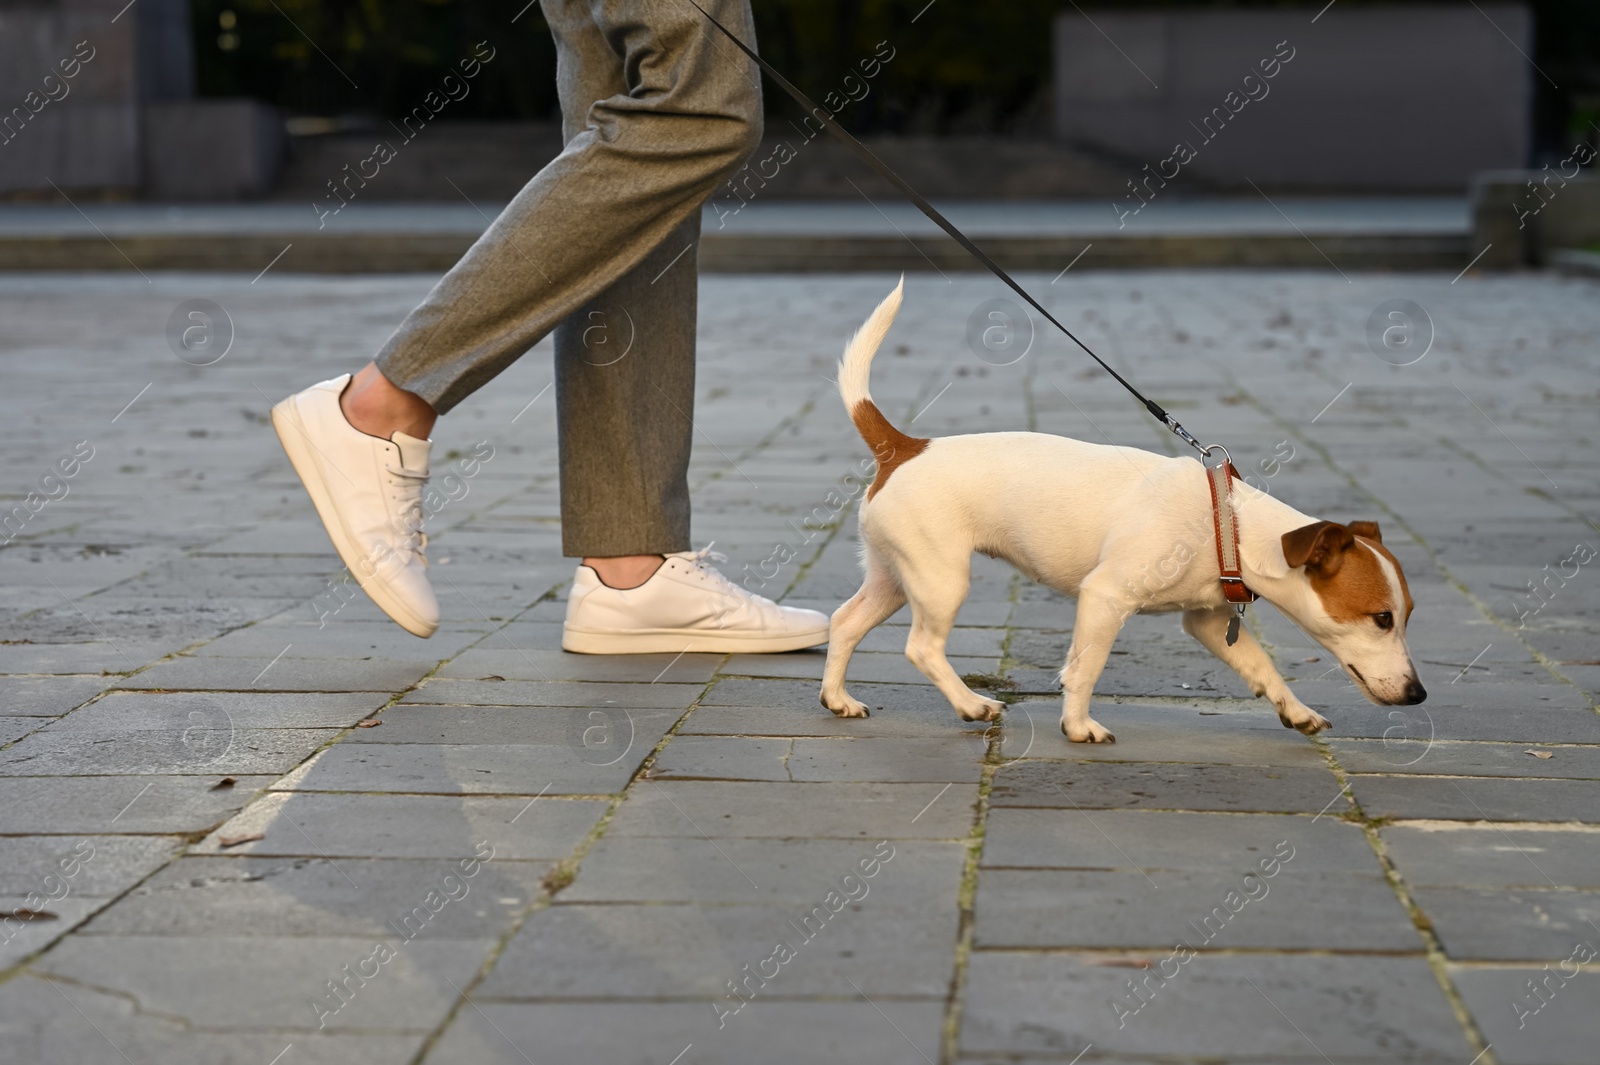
[1282,521,1355,575]
[1347,520,1382,543]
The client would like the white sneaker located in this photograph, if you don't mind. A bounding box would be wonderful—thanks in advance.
[271,374,439,638]
[562,546,829,654]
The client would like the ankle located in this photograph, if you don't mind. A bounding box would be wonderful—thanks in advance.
[341,362,437,440]
[585,554,666,590]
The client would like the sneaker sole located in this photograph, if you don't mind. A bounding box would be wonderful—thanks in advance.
[561,624,829,655]
[271,398,437,638]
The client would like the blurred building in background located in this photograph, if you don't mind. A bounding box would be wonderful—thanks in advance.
[4,0,1596,203]
[0,0,282,199]
[1053,5,1533,191]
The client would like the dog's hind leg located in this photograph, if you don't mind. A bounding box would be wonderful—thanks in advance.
[821,558,906,718]
[900,558,1003,723]
[1182,607,1330,734]
[1060,581,1128,743]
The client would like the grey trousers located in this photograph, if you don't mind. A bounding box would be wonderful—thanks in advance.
[374,0,762,558]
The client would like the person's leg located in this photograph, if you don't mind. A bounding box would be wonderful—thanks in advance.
[371,0,763,417]
[558,214,700,583]
[541,0,712,585]
[275,0,760,634]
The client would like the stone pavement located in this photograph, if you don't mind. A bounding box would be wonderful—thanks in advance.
[1,267,1597,1064]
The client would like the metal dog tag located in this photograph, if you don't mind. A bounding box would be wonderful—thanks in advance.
[1225,612,1241,646]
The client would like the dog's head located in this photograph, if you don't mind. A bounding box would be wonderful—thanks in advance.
[1279,520,1425,706]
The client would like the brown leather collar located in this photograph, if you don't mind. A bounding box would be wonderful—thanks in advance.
[1205,461,1258,605]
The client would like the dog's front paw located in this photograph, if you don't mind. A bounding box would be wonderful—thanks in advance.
[821,691,870,718]
[1061,717,1116,744]
[1277,703,1331,735]
[957,696,1004,723]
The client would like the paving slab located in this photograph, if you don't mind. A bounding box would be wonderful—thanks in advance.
[991,760,1342,814]
[35,933,495,1032]
[974,866,1416,951]
[700,677,963,715]
[0,774,279,835]
[273,740,642,795]
[1331,739,1600,778]
[604,781,975,839]
[835,626,1009,658]
[0,676,114,717]
[341,703,679,754]
[83,855,550,938]
[563,838,964,906]
[1451,966,1600,1065]
[959,952,1471,1061]
[39,690,392,731]
[1382,825,1600,888]
[115,655,437,692]
[0,973,426,1065]
[982,808,1380,874]
[682,696,992,738]
[437,647,724,684]
[0,895,117,969]
[1007,698,1327,765]
[478,898,957,999]
[0,716,41,743]
[784,737,988,782]
[718,648,1000,684]
[0,836,176,898]
[1411,886,1600,961]
[428,999,947,1065]
[1350,775,1600,824]
[190,620,491,659]
[651,735,795,781]
[0,642,173,676]
[190,792,606,860]
[1318,696,1600,744]
[400,678,703,708]
[0,726,340,776]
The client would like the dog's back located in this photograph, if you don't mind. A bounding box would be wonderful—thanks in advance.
[837,280,1199,593]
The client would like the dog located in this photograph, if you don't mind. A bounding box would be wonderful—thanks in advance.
[820,280,1426,742]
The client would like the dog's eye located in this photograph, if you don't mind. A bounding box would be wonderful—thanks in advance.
[1373,612,1394,631]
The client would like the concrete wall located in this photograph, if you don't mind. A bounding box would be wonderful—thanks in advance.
[0,1,141,193]
[143,100,285,200]
[0,0,279,199]
[1472,170,1600,268]
[1054,5,1533,191]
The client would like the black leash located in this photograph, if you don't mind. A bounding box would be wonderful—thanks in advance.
[689,1,1211,458]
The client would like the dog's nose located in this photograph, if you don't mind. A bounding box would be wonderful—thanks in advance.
[1401,678,1427,705]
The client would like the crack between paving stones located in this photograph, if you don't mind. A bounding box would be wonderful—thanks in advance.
[405,663,729,1065]
[1214,394,1501,1061]
[1,575,565,1003]
[937,570,1025,1063]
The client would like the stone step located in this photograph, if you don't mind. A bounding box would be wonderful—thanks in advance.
[0,199,1472,273]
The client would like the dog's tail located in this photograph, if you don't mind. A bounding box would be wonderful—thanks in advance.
[839,276,927,499]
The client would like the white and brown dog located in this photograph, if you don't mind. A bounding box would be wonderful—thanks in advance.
[821,281,1425,743]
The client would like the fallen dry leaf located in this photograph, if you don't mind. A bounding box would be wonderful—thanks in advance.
[210,776,237,790]
[479,675,506,682]
[1303,656,1321,663]
[218,832,265,848]
[356,719,382,728]
[0,909,58,922]
[1525,749,1554,759]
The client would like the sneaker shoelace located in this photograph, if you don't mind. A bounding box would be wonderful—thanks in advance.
[677,543,776,609]
[384,463,430,567]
